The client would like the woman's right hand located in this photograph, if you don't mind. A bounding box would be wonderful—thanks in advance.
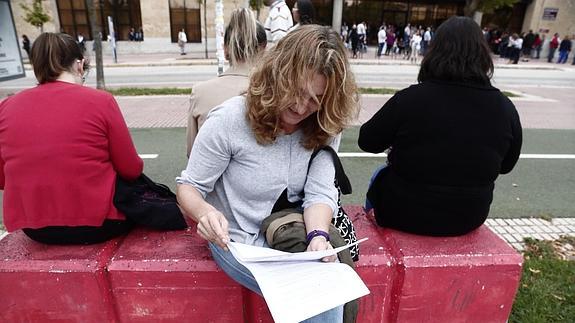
[196,210,230,250]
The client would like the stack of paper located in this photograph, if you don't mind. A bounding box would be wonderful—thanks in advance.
[227,238,370,323]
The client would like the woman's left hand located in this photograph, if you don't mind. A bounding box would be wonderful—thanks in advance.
[306,236,337,262]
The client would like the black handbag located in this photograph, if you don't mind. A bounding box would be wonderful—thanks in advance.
[113,174,188,230]
[310,146,359,261]
[271,146,359,261]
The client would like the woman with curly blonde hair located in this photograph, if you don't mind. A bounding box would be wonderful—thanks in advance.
[177,25,358,322]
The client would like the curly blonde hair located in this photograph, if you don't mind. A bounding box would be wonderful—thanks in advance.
[246,25,359,150]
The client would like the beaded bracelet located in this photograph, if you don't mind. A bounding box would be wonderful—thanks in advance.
[306,230,330,244]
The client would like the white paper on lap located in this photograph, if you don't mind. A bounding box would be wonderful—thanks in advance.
[227,238,370,323]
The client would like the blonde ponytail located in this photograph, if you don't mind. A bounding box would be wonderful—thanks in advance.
[224,8,259,66]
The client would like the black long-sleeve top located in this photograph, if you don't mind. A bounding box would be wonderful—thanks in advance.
[559,39,572,52]
[358,80,522,235]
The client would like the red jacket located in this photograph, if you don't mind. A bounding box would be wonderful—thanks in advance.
[0,81,143,231]
[550,36,559,49]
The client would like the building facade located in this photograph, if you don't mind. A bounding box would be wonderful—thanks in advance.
[10,0,575,54]
[521,0,575,37]
[12,0,259,55]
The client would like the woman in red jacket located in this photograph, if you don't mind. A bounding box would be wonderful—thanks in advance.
[0,33,143,244]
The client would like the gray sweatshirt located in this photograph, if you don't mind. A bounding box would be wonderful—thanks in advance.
[177,96,339,246]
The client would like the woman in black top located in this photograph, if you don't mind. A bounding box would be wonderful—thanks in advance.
[358,16,522,236]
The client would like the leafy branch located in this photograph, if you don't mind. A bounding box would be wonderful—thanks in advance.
[20,0,51,32]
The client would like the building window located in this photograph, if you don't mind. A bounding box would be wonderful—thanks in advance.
[169,0,201,43]
[95,0,143,41]
[57,0,90,40]
[56,0,142,41]
[409,4,428,27]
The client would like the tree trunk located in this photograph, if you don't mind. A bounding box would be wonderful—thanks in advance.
[86,0,105,90]
[464,0,481,17]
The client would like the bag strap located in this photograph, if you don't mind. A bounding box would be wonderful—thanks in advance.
[307,146,352,195]
[139,173,176,197]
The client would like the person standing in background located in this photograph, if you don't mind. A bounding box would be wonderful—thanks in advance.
[22,35,31,58]
[385,28,396,56]
[350,24,359,58]
[264,0,293,44]
[548,33,560,63]
[557,35,572,64]
[532,33,543,59]
[522,30,535,61]
[77,34,86,53]
[128,28,136,41]
[178,29,187,55]
[508,33,522,64]
[136,27,144,41]
[409,30,422,64]
[377,26,387,58]
[357,21,366,54]
[422,27,431,55]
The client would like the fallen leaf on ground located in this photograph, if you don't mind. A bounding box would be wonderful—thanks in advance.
[528,268,541,274]
[552,294,566,301]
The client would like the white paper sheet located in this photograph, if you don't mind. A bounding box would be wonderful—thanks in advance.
[227,239,370,323]
[229,237,368,262]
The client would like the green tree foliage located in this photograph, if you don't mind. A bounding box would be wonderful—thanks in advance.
[464,0,519,17]
[250,0,263,19]
[20,0,51,32]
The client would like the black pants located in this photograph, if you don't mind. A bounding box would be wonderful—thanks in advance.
[22,220,134,245]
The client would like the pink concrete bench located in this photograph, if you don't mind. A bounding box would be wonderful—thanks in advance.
[0,207,523,322]
[107,228,246,322]
[0,232,122,322]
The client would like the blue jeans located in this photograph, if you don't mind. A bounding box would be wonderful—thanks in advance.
[558,50,569,64]
[209,243,344,322]
[365,164,387,211]
[377,43,385,57]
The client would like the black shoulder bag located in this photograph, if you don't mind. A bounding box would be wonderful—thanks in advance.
[309,146,359,261]
[114,174,188,230]
[270,146,359,261]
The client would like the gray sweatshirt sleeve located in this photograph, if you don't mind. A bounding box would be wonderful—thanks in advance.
[301,134,341,215]
[176,106,232,197]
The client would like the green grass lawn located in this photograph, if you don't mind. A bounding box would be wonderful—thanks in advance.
[509,237,575,322]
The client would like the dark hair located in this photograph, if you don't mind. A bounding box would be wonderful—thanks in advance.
[296,0,315,25]
[418,16,493,85]
[30,32,88,84]
[256,22,267,47]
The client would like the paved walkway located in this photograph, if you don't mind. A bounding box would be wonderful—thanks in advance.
[485,218,575,251]
[115,93,575,130]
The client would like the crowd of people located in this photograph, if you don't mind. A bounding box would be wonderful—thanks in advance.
[341,22,434,62]
[338,19,574,65]
[483,28,573,65]
[4,2,530,321]
[128,27,144,41]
